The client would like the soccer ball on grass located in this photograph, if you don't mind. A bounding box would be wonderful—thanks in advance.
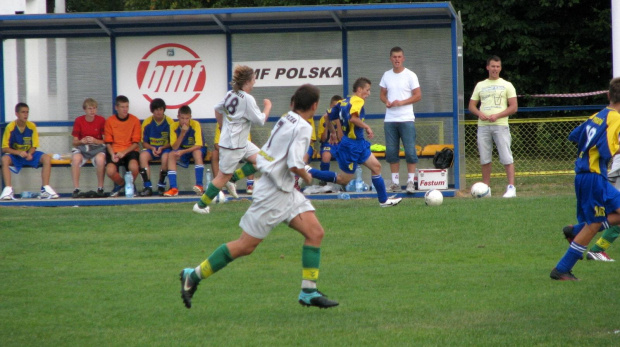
[212,191,227,204]
[471,182,490,198]
[424,189,443,206]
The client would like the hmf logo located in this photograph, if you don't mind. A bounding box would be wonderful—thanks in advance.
[136,43,206,109]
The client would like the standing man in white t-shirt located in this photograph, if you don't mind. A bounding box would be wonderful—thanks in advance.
[468,55,518,198]
[379,46,422,193]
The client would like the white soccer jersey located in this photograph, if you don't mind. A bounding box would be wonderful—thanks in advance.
[257,111,312,192]
[214,90,266,149]
[379,67,420,122]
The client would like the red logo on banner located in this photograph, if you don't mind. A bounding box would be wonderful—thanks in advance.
[136,43,206,109]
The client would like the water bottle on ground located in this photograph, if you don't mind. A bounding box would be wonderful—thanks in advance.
[345,180,356,192]
[205,168,213,187]
[124,170,134,198]
[355,166,363,192]
[338,192,351,200]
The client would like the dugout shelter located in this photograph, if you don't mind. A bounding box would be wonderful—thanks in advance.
[0,3,465,193]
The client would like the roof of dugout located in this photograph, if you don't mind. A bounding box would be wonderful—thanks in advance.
[0,3,458,39]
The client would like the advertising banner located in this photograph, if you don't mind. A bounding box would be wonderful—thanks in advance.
[234,59,343,88]
[116,35,227,119]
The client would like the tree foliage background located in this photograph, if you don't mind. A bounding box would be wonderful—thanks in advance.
[65,0,612,107]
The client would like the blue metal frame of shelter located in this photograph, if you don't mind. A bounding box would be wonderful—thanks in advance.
[0,3,464,187]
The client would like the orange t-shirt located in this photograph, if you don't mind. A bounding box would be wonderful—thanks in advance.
[104,114,142,153]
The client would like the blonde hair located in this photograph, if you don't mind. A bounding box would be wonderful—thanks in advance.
[230,65,255,92]
[82,98,98,109]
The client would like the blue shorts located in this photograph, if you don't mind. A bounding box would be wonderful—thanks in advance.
[384,121,418,164]
[306,145,314,160]
[176,147,207,168]
[320,142,339,158]
[4,151,44,173]
[336,137,371,174]
[575,173,620,224]
[143,147,171,160]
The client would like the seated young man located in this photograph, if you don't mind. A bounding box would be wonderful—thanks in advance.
[317,95,344,186]
[70,97,107,198]
[1,102,59,200]
[139,98,174,196]
[163,105,206,197]
[104,95,142,197]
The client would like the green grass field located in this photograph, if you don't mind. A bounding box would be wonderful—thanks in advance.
[2,181,620,346]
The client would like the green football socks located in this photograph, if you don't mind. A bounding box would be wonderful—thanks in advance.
[197,244,234,280]
[197,183,222,208]
[590,225,620,253]
[301,245,321,294]
[231,162,257,183]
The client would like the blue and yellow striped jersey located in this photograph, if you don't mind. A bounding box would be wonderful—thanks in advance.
[141,115,174,147]
[570,107,620,176]
[1,120,39,151]
[328,95,366,140]
[170,119,204,149]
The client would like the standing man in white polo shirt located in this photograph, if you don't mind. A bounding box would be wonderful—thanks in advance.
[379,46,422,193]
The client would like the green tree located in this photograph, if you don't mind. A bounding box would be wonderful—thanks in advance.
[65,0,613,107]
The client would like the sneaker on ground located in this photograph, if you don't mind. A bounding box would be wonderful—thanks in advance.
[406,181,416,194]
[380,195,402,207]
[549,267,579,281]
[179,268,199,309]
[140,187,153,197]
[110,185,123,197]
[164,188,179,197]
[0,186,15,200]
[387,183,401,192]
[225,181,238,198]
[192,185,204,195]
[586,251,615,262]
[503,184,516,198]
[192,203,210,214]
[96,188,106,197]
[40,185,59,199]
[298,290,339,309]
[158,186,166,196]
[72,189,80,198]
[246,184,254,195]
[562,225,574,243]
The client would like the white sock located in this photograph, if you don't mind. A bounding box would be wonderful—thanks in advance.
[301,279,316,289]
[391,173,399,185]
[408,173,416,183]
[194,265,202,279]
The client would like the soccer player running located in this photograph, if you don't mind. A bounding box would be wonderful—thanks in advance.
[306,77,402,207]
[193,65,270,214]
[180,84,338,309]
[550,77,620,280]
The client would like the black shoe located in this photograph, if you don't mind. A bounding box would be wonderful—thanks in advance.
[72,189,80,198]
[550,267,579,281]
[110,185,123,197]
[562,225,574,243]
[96,188,106,197]
[158,186,165,196]
[140,187,153,197]
[298,290,339,308]
[180,268,199,309]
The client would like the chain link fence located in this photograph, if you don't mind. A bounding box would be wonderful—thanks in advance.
[3,115,588,192]
[463,117,585,179]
